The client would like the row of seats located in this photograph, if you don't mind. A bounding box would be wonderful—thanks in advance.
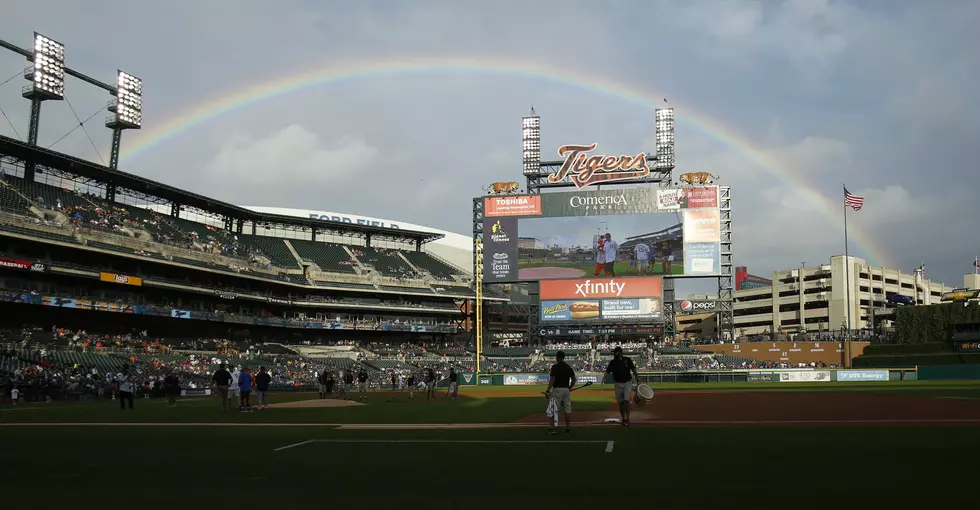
[0,175,467,282]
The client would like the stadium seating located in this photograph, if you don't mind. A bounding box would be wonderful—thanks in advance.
[401,251,463,280]
[290,239,358,274]
[243,235,299,268]
[0,182,31,213]
[354,246,417,277]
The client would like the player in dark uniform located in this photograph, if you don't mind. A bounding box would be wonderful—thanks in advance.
[342,370,354,399]
[424,368,436,401]
[545,350,576,435]
[357,367,369,400]
[317,370,330,399]
[407,374,416,399]
[325,371,335,396]
[447,368,459,401]
[605,346,640,426]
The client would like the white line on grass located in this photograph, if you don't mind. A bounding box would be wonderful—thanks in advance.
[273,440,318,451]
[273,439,616,453]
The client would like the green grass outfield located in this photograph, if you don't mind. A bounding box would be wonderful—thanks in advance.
[2,381,979,508]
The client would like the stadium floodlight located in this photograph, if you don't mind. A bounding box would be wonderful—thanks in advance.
[655,108,675,169]
[522,107,541,176]
[106,70,142,129]
[22,32,65,100]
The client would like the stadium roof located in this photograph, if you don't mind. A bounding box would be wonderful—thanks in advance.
[0,135,443,243]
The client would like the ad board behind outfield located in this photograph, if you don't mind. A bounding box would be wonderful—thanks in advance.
[538,277,664,324]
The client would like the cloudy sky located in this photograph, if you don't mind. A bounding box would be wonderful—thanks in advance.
[1,0,978,292]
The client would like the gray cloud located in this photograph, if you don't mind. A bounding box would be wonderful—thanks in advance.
[0,0,977,287]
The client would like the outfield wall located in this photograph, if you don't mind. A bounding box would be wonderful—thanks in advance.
[454,368,918,386]
[693,341,872,366]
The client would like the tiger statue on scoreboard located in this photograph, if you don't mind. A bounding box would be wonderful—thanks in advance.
[678,172,720,186]
[487,181,521,195]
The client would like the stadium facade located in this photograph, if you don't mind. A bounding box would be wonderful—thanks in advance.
[723,255,951,337]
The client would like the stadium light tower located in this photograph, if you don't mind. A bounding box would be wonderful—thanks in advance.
[106,70,142,170]
[522,108,541,179]
[21,32,65,181]
[22,32,65,131]
[654,107,675,169]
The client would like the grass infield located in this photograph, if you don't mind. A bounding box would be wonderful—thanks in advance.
[2,381,979,508]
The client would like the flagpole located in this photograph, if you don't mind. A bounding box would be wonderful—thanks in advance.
[842,185,852,367]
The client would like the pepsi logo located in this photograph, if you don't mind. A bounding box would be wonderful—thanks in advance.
[678,300,716,312]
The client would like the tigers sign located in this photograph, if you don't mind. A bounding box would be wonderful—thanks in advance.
[549,143,650,189]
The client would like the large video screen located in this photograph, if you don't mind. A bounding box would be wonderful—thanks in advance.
[482,187,721,283]
[538,276,663,324]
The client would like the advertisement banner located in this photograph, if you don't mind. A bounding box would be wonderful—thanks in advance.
[503,374,551,385]
[683,243,721,275]
[538,325,662,336]
[540,297,664,322]
[778,370,832,383]
[100,272,143,287]
[576,373,604,384]
[538,188,659,217]
[683,209,721,243]
[0,257,33,270]
[539,277,663,300]
[657,187,720,211]
[483,217,518,282]
[677,300,718,313]
[171,309,191,319]
[458,372,477,386]
[485,196,542,217]
[29,262,48,273]
[180,388,213,397]
[836,370,889,382]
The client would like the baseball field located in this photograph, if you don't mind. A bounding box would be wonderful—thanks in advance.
[3,381,980,508]
[518,260,685,279]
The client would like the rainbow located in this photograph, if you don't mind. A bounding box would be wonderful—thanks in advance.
[120,57,885,266]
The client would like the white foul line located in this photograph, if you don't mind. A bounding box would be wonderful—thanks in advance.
[273,439,318,452]
[274,439,615,452]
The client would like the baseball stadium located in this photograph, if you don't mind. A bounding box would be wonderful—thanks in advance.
[2,31,980,510]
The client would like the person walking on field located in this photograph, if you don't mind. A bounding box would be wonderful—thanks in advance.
[424,368,436,401]
[605,346,640,426]
[254,366,272,410]
[545,350,576,435]
[447,368,459,401]
[212,363,233,412]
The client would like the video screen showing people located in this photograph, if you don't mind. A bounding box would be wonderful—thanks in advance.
[516,214,683,280]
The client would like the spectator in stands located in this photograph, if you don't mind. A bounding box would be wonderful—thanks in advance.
[255,366,271,410]
[212,363,232,412]
[116,364,135,410]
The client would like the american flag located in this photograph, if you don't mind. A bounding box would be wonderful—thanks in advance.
[844,187,864,211]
